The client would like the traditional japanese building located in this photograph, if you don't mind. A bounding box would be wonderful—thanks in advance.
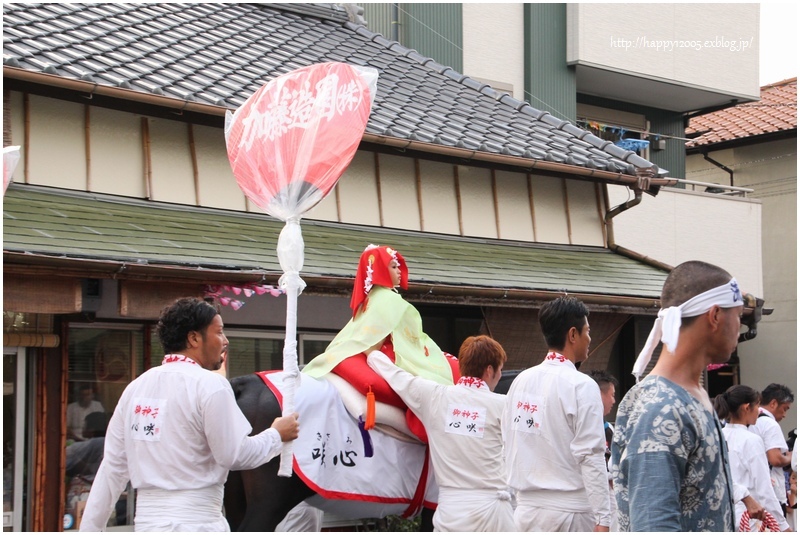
[2,3,764,530]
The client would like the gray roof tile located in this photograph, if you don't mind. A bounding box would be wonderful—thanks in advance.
[3,3,667,178]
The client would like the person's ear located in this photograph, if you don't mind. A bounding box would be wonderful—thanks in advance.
[187,330,200,348]
[567,326,578,344]
[707,305,722,330]
[483,364,494,381]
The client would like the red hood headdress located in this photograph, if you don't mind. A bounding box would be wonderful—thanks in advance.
[350,244,408,316]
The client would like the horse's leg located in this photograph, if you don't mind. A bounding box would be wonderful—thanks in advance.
[227,374,317,532]
[420,507,435,532]
[223,469,246,530]
[239,458,315,531]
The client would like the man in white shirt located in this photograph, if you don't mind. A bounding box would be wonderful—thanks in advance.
[752,383,794,514]
[588,370,618,531]
[367,335,515,532]
[503,296,611,532]
[80,297,300,531]
[67,385,105,442]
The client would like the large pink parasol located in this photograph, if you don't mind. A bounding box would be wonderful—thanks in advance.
[225,62,377,476]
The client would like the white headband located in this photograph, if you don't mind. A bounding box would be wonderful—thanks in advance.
[632,278,743,382]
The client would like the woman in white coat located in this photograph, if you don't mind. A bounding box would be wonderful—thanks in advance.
[715,385,790,531]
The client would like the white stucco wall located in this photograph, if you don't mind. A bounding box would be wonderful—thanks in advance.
[8,92,613,248]
[607,184,763,296]
[462,3,525,101]
[568,4,760,99]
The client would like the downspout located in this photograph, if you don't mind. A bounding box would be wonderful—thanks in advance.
[605,167,673,272]
[391,3,400,42]
[702,152,735,187]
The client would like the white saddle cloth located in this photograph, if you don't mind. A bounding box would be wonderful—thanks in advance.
[261,372,437,520]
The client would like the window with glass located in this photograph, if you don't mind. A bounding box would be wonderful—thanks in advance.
[65,325,146,531]
[4,348,25,533]
[219,331,335,379]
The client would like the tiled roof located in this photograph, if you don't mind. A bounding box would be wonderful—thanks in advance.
[686,78,797,148]
[3,185,667,301]
[2,2,667,178]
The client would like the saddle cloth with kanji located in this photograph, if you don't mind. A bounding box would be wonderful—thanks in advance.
[257,371,437,519]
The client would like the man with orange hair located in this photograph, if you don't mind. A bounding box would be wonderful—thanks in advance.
[367,335,514,532]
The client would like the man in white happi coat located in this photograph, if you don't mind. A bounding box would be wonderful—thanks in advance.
[752,383,794,515]
[367,335,515,532]
[80,297,300,532]
[503,296,611,532]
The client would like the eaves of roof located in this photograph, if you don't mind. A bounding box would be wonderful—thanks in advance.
[3,185,669,311]
[686,78,797,149]
[2,2,672,189]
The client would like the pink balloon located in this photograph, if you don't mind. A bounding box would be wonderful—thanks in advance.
[226,62,374,220]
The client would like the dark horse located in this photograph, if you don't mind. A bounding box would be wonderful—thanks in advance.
[223,370,522,531]
[223,373,437,531]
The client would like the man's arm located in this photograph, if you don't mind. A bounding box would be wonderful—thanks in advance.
[204,387,299,471]
[366,350,437,418]
[79,408,130,531]
[572,381,612,529]
[756,418,790,468]
[230,414,299,471]
[767,447,792,468]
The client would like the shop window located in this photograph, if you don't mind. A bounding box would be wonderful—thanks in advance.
[299,335,335,367]
[4,348,26,532]
[65,325,145,531]
[220,331,334,379]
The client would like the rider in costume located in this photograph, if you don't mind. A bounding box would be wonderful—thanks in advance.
[302,244,455,439]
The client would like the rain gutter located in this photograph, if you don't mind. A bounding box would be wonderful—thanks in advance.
[603,169,674,273]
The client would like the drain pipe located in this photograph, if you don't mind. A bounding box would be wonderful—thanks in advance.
[391,3,400,42]
[702,153,735,187]
[605,168,674,272]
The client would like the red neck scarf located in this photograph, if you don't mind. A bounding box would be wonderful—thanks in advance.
[545,351,568,363]
[162,354,198,366]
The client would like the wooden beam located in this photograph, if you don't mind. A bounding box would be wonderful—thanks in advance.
[374,152,384,227]
[454,165,464,236]
[527,173,537,242]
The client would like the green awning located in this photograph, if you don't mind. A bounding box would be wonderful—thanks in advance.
[3,186,667,303]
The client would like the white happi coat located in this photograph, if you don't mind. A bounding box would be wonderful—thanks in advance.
[502,353,611,530]
[725,423,790,531]
[752,408,790,505]
[80,356,283,532]
[368,352,514,532]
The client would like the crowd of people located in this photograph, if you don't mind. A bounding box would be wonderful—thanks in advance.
[77,248,795,532]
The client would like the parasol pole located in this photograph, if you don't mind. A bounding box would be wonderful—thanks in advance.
[276,218,306,476]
